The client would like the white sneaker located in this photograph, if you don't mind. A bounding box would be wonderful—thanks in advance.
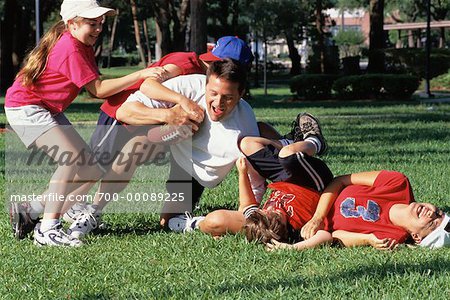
[67,209,101,239]
[168,212,205,233]
[33,222,82,247]
[63,202,87,224]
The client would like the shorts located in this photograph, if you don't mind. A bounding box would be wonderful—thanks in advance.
[246,144,333,192]
[89,110,145,171]
[5,105,71,148]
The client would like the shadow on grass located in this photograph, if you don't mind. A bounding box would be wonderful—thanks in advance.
[215,257,450,295]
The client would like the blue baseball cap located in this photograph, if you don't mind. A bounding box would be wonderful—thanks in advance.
[199,36,254,65]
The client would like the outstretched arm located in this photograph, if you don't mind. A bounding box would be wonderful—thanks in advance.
[84,67,167,99]
[301,171,382,240]
[332,230,398,250]
[267,230,332,251]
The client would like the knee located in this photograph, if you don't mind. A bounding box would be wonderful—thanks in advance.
[239,136,258,156]
[199,210,230,236]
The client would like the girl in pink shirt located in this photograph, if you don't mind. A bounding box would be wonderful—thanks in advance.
[5,0,166,247]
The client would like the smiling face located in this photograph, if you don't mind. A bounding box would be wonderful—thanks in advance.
[405,202,445,242]
[205,75,243,122]
[68,16,104,46]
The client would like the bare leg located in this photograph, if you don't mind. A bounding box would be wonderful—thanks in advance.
[93,135,166,211]
[34,126,103,220]
[198,210,245,237]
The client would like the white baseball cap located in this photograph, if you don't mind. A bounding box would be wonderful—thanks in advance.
[419,213,450,249]
[60,0,115,24]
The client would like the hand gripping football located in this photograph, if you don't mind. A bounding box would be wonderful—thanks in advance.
[146,124,193,145]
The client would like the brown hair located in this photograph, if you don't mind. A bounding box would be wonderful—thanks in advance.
[244,210,288,244]
[18,20,70,86]
[206,58,247,93]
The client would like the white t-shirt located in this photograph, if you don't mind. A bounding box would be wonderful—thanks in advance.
[126,75,265,197]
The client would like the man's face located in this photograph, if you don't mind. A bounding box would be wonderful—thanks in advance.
[205,75,243,122]
[405,202,445,240]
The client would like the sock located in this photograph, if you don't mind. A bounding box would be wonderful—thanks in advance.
[193,216,206,230]
[29,200,44,220]
[305,136,322,154]
[40,218,60,231]
[279,138,293,147]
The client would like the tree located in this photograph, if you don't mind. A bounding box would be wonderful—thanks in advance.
[130,0,146,65]
[338,0,386,73]
[243,0,310,75]
[190,0,207,54]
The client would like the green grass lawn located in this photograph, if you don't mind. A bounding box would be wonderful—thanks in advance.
[1,84,450,299]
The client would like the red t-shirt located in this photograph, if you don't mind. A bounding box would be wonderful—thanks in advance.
[5,32,99,113]
[263,181,321,231]
[328,170,414,243]
[100,52,205,118]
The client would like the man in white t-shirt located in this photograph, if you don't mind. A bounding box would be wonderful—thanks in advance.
[65,59,266,237]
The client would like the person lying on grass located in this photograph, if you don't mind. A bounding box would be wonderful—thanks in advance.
[183,113,333,237]
[261,170,450,251]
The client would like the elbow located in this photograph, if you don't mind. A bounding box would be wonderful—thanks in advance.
[116,105,133,124]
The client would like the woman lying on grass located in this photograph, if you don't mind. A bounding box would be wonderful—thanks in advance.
[256,170,450,251]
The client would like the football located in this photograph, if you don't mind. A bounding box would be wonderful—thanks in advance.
[146,124,193,145]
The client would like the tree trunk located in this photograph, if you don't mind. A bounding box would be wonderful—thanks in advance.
[153,0,172,56]
[172,0,189,52]
[367,0,385,73]
[143,19,152,65]
[315,0,325,74]
[285,32,301,75]
[108,9,119,68]
[231,0,239,34]
[439,27,445,48]
[130,0,146,66]
[190,0,207,54]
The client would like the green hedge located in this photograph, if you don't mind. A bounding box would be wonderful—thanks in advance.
[333,74,420,100]
[289,74,338,100]
[383,48,450,79]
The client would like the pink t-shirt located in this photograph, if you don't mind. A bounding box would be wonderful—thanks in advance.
[5,31,99,113]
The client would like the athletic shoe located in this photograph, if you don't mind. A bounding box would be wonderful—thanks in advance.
[34,222,82,247]
[168,212,205,233]
[67,208,101,239]
[10,202,40,240]
[63,202,87,224]
[283,114,303,143]
[298,112,328,156]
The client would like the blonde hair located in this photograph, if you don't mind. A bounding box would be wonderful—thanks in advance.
[18,20,67,86]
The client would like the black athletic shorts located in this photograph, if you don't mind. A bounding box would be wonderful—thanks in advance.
[246,144,333,192]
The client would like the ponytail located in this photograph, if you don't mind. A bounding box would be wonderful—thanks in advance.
[18,20,67,86]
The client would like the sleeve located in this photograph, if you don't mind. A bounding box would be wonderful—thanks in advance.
[373,170,409,189]
[161,74,206,103]
[58,50,98,88]
[154,52,201,75]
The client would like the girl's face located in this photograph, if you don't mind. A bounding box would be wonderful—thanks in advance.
[69,16,104,46]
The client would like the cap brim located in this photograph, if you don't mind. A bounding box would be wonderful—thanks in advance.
[78,7,116,19]
[199,52,221,62]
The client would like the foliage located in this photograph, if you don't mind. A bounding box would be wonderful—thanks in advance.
[384,48,450,79]
[332,73,420,100]
[289,74,338,100]
[333,30,366,58]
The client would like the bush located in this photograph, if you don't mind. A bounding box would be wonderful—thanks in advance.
[383,48,450,79]
[290,74,338,100]
[333,74,420,100]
